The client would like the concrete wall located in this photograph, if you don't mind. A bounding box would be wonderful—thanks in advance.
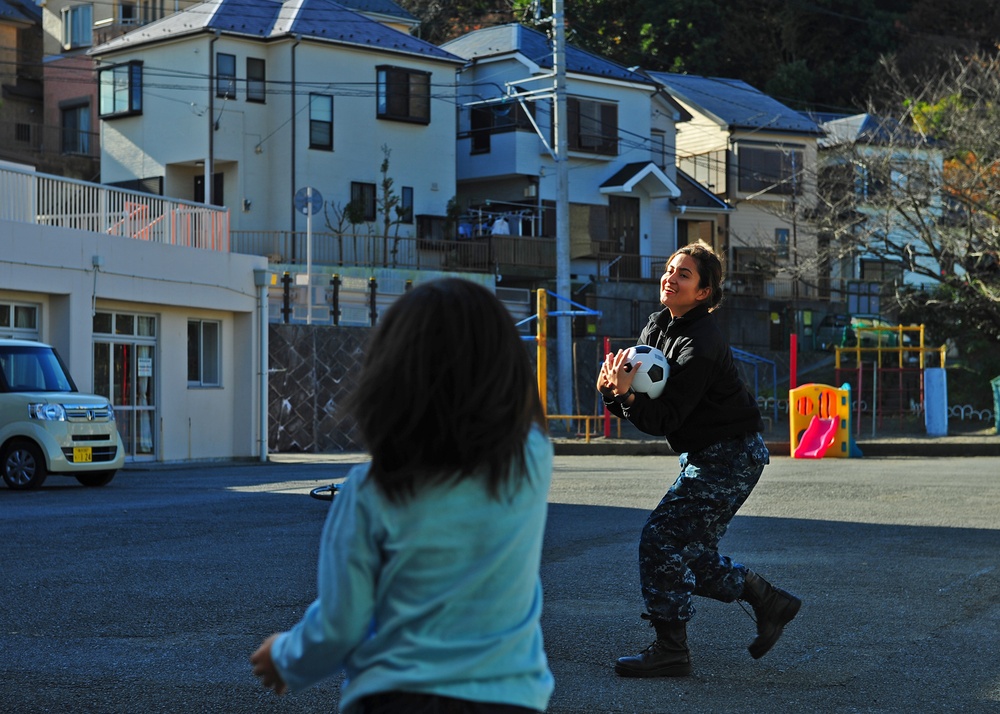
[1,218,267,462]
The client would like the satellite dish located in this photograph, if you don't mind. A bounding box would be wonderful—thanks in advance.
[294,187,323,215]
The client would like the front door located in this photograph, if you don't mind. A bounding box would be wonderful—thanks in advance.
[608,196,640,279]
[93,312,157,459]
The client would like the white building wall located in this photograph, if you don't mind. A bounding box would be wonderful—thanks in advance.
[98,34,459,234]
[1,218,266,463]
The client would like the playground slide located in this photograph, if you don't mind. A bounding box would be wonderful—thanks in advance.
[793,415,838,459]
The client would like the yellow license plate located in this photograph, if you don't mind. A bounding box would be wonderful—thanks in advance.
[73,447,93,463]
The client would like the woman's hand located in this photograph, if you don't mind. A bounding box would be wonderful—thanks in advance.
[597,353,615,397]
[598,350,637,401]
[251,633,288,695]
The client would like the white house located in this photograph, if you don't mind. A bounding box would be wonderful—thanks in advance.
[90,0,464,241]
[818,113,945,313]
[38,0,419,181]
[442,24,686,286]
[1,164,268,465]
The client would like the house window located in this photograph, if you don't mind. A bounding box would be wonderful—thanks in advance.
[0,302,39,340]
[62,4,93,49]
[216,53,236,99]
[119,1,137,24]
[187,320,220,387]
[775,228,789,259]
[376,66,430,124]
[351,181,376,222]
[399,186,413,224]
[15,123,31,143]
[737,144,803,196]
[467,98,535,154]
[246,58,265,103]
[141,0,163,23]
[309,94,333,150]
[471,107,492,153]
[860,259,903,283]
[61,102,91,155]
[98,61,142,118]
[567,97,618,155]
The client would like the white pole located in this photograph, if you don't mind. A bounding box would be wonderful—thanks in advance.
[553,0,572,416]
[306,187,313,325]
[254,269,270,462]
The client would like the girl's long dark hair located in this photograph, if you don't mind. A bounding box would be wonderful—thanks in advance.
[344,278,546,503]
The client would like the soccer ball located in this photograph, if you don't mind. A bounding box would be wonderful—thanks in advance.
[623,345,669,399]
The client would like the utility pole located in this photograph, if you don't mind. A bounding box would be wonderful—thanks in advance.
[459,0,573,414]
[553,0,572,416]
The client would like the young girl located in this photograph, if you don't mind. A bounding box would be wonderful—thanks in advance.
[252,278,554,713]
[597,243,801,677]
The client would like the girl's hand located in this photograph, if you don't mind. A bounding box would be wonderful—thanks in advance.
[251,633,288,695]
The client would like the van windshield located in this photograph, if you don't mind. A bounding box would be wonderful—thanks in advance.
[0,345,78,393]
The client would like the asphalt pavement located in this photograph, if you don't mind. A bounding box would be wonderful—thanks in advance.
[2,449,999,713]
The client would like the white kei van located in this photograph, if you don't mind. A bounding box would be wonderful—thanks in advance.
[0,339,125,489]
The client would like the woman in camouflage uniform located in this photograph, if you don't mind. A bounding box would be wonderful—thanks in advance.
[598,243,801,677]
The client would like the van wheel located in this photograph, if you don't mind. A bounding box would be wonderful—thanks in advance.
[76,471,116,487]
[2,440,48,490]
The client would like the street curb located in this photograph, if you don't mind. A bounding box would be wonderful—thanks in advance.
[552,439,1000,458]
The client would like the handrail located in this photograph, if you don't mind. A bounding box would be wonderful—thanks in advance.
[1,164,229,252]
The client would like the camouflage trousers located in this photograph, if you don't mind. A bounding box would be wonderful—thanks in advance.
[639,432,770,623]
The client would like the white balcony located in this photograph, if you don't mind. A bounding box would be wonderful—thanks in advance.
[0,164,229,251]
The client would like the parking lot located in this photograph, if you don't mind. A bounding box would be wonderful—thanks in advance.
[3,453,1000,713]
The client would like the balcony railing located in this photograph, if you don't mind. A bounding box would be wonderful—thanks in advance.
[231,230,557,274]
[229,230,844,301]
[93,19,143,47]
[1,164,229,251]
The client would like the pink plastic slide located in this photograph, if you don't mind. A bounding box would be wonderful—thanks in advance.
[793,415,838,458]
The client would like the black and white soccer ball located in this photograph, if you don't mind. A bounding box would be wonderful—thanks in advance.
[623,345,669,399]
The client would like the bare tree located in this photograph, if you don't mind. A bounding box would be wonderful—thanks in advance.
[810,52,1000,343]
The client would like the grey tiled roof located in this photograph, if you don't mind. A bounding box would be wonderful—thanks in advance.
[647,71,822,136]
[674,169,729,211]
[443,23,656,86]
[340,0,417,23]
[90,0,459,63]
[818,113,929,148]
[0,0,40,24]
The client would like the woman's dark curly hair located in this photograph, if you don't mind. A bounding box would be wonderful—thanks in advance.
[344,278,546,502]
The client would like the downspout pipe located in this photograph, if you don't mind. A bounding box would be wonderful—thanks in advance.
[253,269,271,462]
[207,30,220,205]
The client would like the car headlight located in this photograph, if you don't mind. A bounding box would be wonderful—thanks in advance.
[28,403,67,421]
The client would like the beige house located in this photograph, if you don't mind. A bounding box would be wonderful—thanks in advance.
[648,72,823,281]
[647,71,825,348]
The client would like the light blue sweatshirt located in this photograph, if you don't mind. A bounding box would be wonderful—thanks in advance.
[271,427,554,713]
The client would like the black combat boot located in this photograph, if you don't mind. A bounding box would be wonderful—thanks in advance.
[740,570,802,659]
[614,618,692,677]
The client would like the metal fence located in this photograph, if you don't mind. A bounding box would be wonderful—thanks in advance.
[0,164,229,251]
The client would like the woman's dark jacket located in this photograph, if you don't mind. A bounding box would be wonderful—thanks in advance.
[604,303,763,453]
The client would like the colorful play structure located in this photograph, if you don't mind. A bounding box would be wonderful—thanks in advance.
[789,382,863,459]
